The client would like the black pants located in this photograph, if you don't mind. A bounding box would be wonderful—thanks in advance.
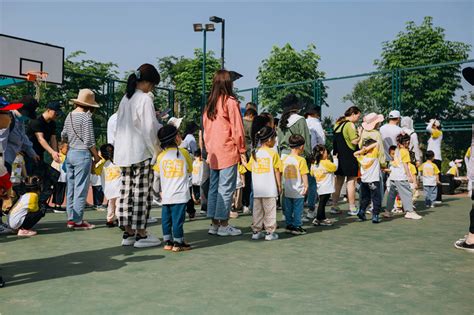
[192,185,200,201]
[434,159,442,201]
[186,187,196,216]
[200,178,209,212]
[360,181,381,215]
[470,189,474,234]
[21,210,45,230]
[242,171,252,208]
[316,194,331,221]
[52,182,66,205]
[92,185,104,206]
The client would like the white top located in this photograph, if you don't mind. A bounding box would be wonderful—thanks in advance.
[101,160,122,199]
[306,117,326,148]
[389,148,410,181]
[180,134,198,155]
[426,122,443,160]
[192,159,204,186]
[107,113,118,146]
[380,124,402,160]
[153,147,193,205]
[419,161,440,187]
[357,147,381,183]
[282,154,309,199]
[247,146,282,198]
[90,174,102,186]
[311,160,336,195]
[10,154,24,184]
[114,90,160,167]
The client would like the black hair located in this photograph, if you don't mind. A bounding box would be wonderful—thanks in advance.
[246,102,257,111]
[194,148,202,158]
[396,133,411,145]
[158,124,180,157]
[251,114,272,152]
[273,117,280,127]
[279,94,300,130]
[244,108,257,118]
[312,144,327,164]
[425,150,435,160]
[335,106,361,125]
[100,144,114,161]
[251,126,276,160]
[184,122,198,138]
[362,138,377,147]
[289,134,305,148]
[24,176,41,193]
[389,145,397,153]
[126,63,161,99]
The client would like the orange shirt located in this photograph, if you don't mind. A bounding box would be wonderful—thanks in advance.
[203,96,246,170]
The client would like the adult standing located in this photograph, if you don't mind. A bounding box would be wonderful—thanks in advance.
[107,112,118,146]
[331,106,361,215]
[380,110,403,161]
[27,101,62,212]
[242,107,257,214]
[427,119,443,204]
[113,64,161,248]
[203,70,246,237]
[61,89,101,230]
[401,116,422,166]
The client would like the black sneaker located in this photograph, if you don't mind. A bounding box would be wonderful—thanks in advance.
[172,241,192,252]
[291,226,307,235]
[357,209,367,222]
[285,225,294,233]
[454,240,474,253]
[53,206,66,213]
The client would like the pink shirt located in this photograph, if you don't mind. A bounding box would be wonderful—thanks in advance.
[203,96,246,170]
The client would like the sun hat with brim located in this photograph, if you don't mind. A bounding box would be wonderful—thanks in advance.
[0,96,23,111]
[362,112,384,131]
[70,89,100,108]
[462,67,474,86]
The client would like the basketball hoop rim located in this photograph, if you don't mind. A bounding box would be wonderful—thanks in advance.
[26,71,49,82]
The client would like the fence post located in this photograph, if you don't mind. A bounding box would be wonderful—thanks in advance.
[168,89,175,117]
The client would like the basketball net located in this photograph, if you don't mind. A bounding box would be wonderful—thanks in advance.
[26,71,48,101]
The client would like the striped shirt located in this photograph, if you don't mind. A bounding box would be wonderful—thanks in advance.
[61,111,96,150]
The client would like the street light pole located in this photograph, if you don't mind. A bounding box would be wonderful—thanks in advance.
[210,16,225,69]
[202,29,207,108]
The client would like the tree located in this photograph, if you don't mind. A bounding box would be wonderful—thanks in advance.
[342,76,388,116]
[257,44,325,115]
[374,16,471,121]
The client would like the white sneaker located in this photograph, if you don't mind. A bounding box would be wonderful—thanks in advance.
[147,217,158,224]
[133,233,162,248]
[347,210,359,216]
[301,216,309,223]
[330,207,341,214]
[242,206,251,215]
[405,211,422,220]
[306,211,316,219]
[434,201,442,205]
[208,224,218,235]
[217,225,242,236]
[251,231,265,240]
[0,223,12,235]
[121,233,136,246]
[265,233,279,241]
[199,210,207,215]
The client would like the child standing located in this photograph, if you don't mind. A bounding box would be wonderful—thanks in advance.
[90,171,105,211]
[418,150,441,208]
[282,134,309,235]
[311,144,336,226]
[354,139,382,223]
[154,125,193,252]
[387,134,422,220]
[246,126,281,241]
[230,164,246,218]
[51,142,68,213]
[99,144,122,227]
[191,149,203,205]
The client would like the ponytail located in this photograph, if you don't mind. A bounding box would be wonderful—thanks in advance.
[126,73,138,99]
[126,64,161,99]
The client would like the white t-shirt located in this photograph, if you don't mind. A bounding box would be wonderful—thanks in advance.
[192,159,204,186]
[282,154,309,199]
[247,146,282,198]
[419,161,440,187]
[380,124,402,160]
[311,160,336,195]
[101,160,122,199]
[153,147,193,204]
[107,113,118,146]
[389,148,411,181]
[180,134,198,155]
[357,147,381,183]
[306,117,326,148]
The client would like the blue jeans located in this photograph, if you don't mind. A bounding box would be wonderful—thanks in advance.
[307,175,318,211]
[66,149,91,223]
[283,197,304,228]
[207,165,237,220]
[162,203,186,242]
[424,185,437,207]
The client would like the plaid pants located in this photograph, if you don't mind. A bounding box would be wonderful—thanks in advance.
[118,159,153,230]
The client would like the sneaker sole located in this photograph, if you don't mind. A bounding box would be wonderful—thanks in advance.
[217,232,242,237]
[73,226,95,230]
[172,247,192,252]
[121,241,135,246]
[453,242,474,253]
[163,246,174,251]
[133,242,162,248]
[208,231,218,235]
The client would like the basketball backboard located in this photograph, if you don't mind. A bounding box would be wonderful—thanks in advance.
[0,34,64,85]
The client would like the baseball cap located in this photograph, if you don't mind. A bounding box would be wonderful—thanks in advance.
[0,96,23,111]
[388,110,401,119]
[47,101,64,116]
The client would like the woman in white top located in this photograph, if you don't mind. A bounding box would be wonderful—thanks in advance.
[113,63,161,248]
[426,119,443,203]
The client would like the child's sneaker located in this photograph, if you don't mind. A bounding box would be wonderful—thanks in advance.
[66,220,75,229]
[312,218,333,226]
[17,229,37,237]
[251,231,265,240]
[121,232,136,246]
[372,214,382,223]
[208,224,219,235]
[357,209,367,222]
[404,211,422,220]
[217,225,242,236]
[163,240,174,251]
[242,206,251,215]
[265,232,279,241]
[330,207,341,214]
[229,211,239,219]
[134,233,162,248]
[72,221,95,230]
[306,211,316,219]
[285,225,294,233]
[172,241,192,252]
[291,226,307,235]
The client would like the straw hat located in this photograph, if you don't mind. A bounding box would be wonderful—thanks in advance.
[70,89,100,108]
[362,112,384,131]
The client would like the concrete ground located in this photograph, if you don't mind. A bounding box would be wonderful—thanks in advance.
[0,196,473,314]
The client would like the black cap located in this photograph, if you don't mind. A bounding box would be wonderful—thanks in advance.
[47,101,64,116]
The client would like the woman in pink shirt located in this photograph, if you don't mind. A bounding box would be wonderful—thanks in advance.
[203,70,246,237]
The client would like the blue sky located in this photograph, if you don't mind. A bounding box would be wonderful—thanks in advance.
[1,0,473,117]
